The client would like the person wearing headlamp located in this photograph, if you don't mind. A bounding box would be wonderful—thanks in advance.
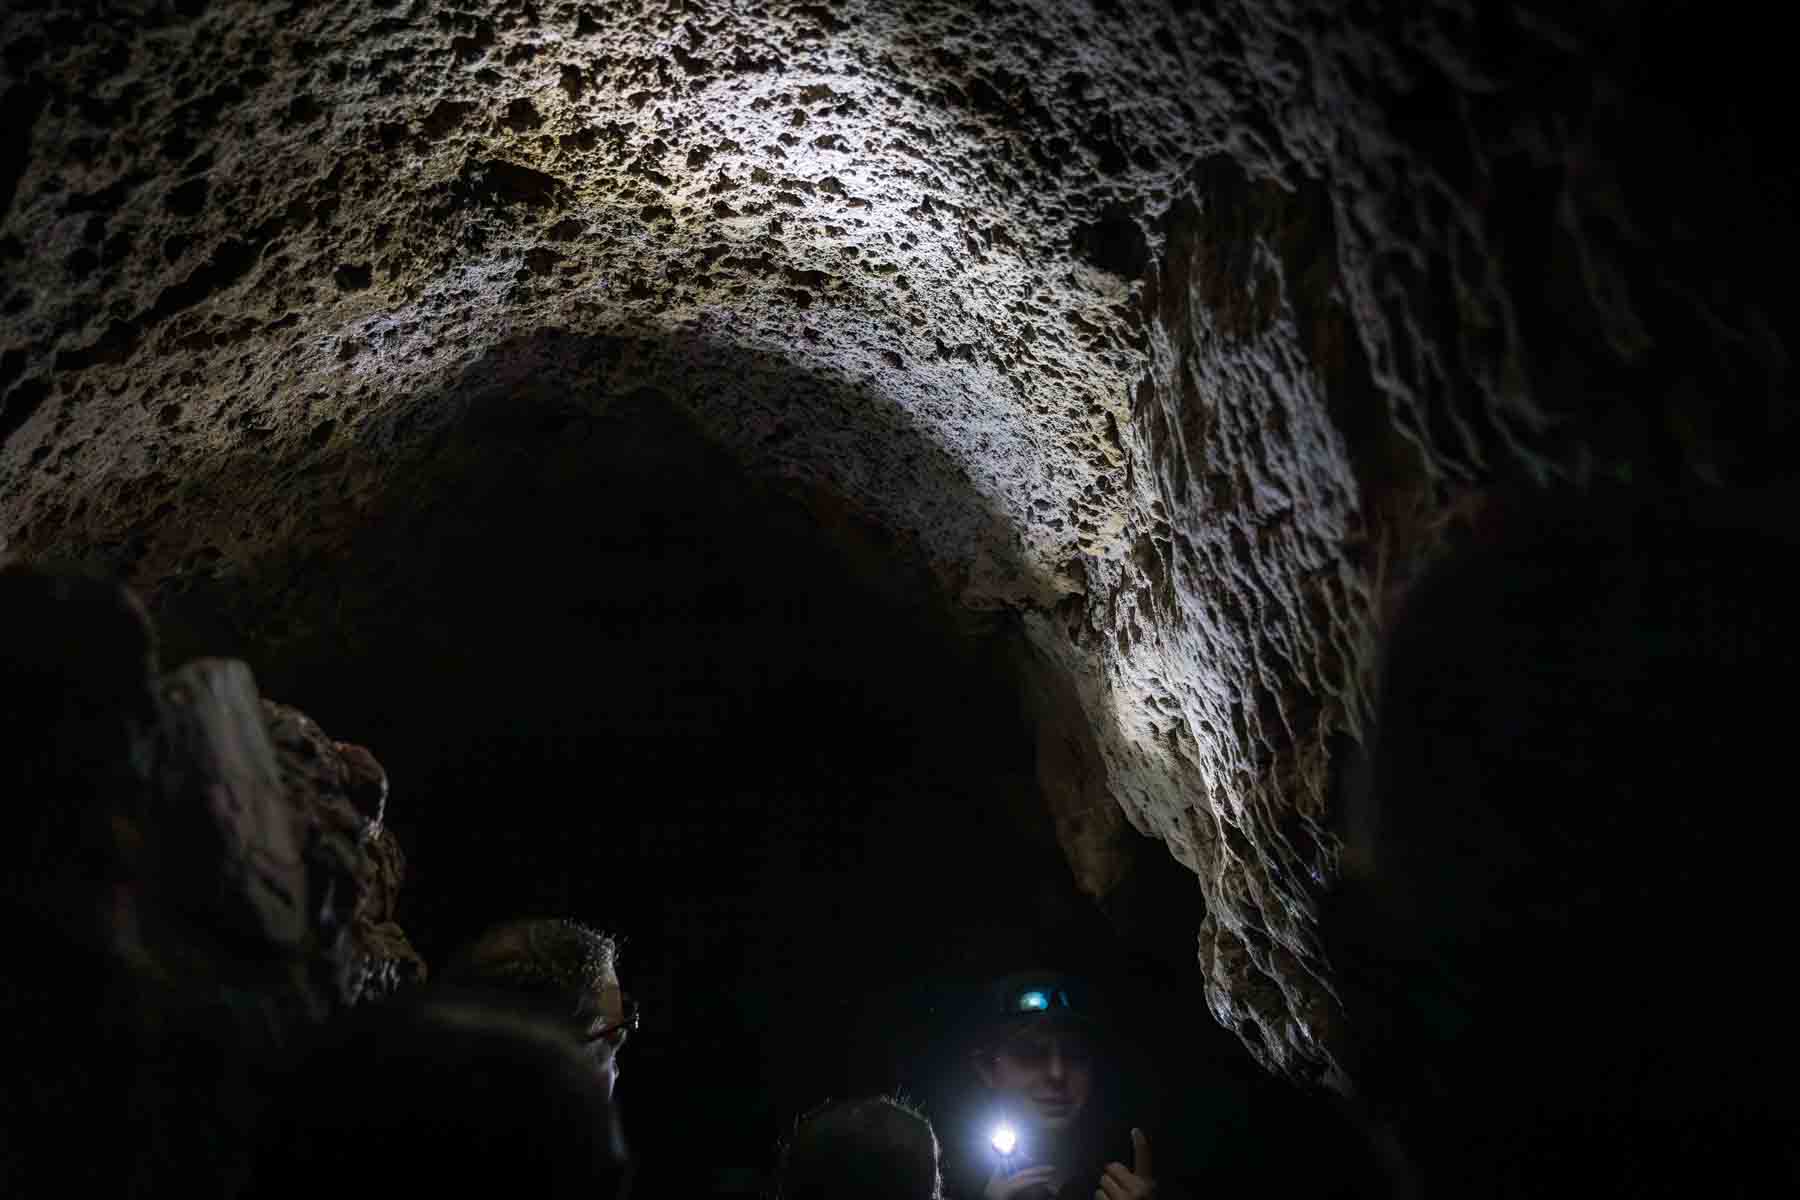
[958,971,1159,1200]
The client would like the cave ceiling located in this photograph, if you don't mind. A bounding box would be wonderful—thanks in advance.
[2,0,1792,1090]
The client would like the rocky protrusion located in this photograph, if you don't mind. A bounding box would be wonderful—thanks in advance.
[264,699,426,1008]
[156,658,310,951]
[1,561,428,1190]
[1,561,424,1012]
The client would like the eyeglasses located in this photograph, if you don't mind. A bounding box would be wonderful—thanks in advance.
[585,993,640,1049]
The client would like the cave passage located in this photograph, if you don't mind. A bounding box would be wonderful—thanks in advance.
[142,381,1266,1192]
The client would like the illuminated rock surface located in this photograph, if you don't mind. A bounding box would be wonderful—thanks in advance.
[2,0,1791,1087]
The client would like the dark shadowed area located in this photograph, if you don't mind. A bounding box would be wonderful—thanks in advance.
[141,374,1320,1194]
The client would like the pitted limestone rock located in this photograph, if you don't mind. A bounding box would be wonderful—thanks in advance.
[3,1,1791,1088]
[263,699,425,1008]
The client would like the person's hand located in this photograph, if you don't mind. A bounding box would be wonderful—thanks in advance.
[1097,1128,1155,1200]
[983,1163,1057,1200]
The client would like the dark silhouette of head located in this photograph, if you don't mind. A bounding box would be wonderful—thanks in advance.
[1324,489,1800,1196]
[1,564,160,926]
[778,1095,943,1200]
[247,991,627,1198]
[439,917,630,1094]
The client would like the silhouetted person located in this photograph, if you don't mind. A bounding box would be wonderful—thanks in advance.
[1,563,159,945]
[778,1095,943,1200]
[247,991,628,1198]
[0,565,263,1196]
[946,971,1160,1200]
[1323,489,1800,1197]
[438,917,637,1098]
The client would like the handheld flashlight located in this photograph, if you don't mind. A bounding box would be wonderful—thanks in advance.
[989,1122,1021,1177]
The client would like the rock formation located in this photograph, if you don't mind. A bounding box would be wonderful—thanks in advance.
[3,0,1791,1088]
[0,561,425,1190]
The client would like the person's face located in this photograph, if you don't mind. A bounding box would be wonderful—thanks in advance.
[577,977,629,1099]
[975,1025,1095,1134]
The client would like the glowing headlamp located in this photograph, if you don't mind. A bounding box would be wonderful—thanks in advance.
[990,971,1094,1027]
[989,1123,1019,1156]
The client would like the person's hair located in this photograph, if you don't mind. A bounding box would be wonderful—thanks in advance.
[247,993,627,1197]
[439,918,618,1015]
[777,1094,942,1200]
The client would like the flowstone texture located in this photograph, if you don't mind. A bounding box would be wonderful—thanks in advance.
[3,1,1792,1088]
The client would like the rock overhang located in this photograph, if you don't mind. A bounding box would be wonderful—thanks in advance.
[2,0,1212,614]
[5,0,1794,1093]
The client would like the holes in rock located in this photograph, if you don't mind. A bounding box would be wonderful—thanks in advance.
[1072,204,1149,281]
[64,247,99,281]
[458,158,561,207]
[164,175,210,217]
[0,375,50,447]
[421,100,475,140]
[500,97,542,131]
[151,234,265,324]
[0,83,44,214]
[560,63,585,101]
[66,169,150,215]
[332,263,372,291]
[283,94,324,126]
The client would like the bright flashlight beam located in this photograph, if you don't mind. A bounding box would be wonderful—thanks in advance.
[990,1125,1018,1155]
